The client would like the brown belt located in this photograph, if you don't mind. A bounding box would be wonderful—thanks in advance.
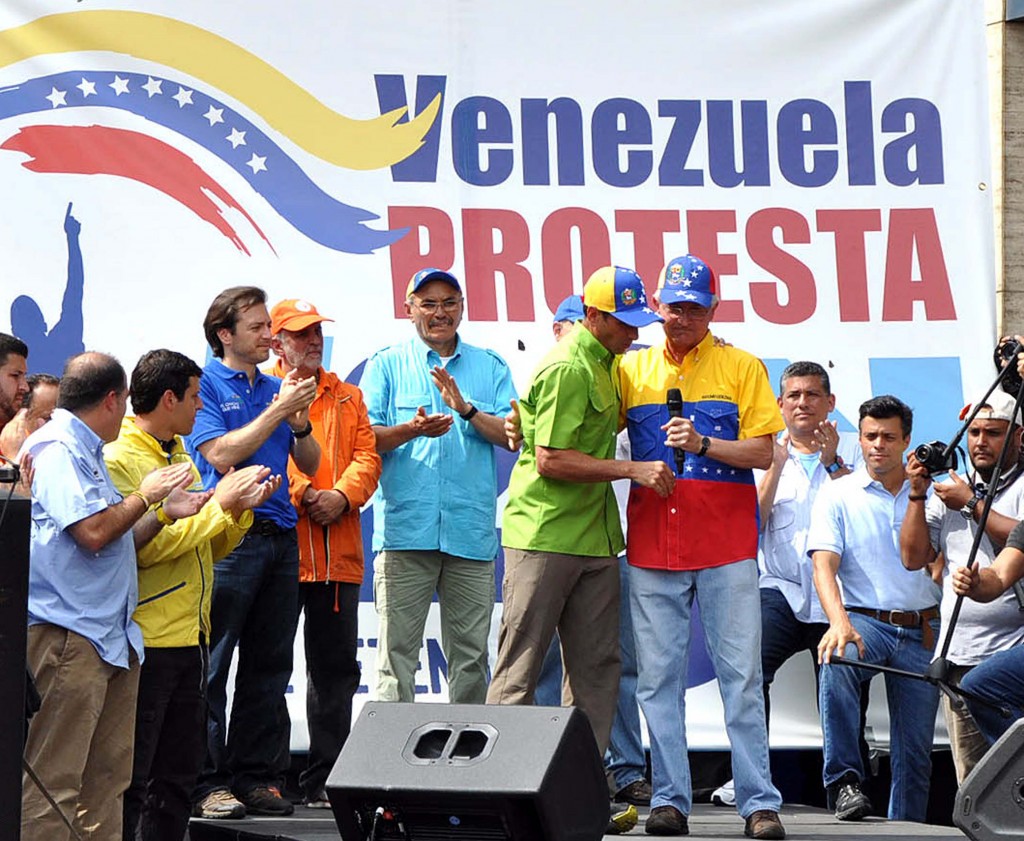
[847,606,940,649]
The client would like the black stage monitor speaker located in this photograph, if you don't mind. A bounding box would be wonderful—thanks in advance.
[954,717,1024,840]
[326,702,609,841]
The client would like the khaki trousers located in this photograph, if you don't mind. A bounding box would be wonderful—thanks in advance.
[943,664,991,784]
[373,550,495,703]
[22,624,140,841]
[487,548,621,754]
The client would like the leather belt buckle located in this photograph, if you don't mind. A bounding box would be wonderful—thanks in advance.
[887,609,919,628]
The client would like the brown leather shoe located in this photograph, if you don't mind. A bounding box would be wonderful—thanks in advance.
[645,805,689,836]
[744,809,786,840]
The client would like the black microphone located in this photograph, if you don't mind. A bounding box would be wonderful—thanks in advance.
[666,388,685,475]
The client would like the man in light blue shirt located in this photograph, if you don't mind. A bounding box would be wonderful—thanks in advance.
[362,268,516,703]
[20,352,192,841]
[808,395,941,825]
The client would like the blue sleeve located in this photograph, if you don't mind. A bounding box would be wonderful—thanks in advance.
[33,443,111,531]
[361,352,392,427]
[489,351,518,416]
[186,373,227,452]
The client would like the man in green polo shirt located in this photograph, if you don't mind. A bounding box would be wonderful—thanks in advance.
[488,266,673,758]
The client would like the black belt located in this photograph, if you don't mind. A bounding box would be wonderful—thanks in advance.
[847,606,940,648]
[249,519,289,536]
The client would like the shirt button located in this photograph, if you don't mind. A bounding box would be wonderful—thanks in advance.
[670,508,677,514]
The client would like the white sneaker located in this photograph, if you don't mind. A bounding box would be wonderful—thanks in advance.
[711,778,735,807]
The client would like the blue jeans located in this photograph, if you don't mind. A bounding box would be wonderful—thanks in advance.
[606,556,646,791]
[195,529,300,798]
[534,635,563,706]
[959,645,1024,745]
[630,560,780,818]
[760,587,828,722]
[818,612,939,822]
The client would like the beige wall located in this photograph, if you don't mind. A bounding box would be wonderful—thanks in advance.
[988,1,1024,337]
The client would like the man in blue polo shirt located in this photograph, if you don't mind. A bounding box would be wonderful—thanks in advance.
[362,268,517,704]
[187,286,320,819]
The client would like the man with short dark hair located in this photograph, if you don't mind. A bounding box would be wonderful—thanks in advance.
[901,390,1024,781]
[188,286,321,818]
[107,349,279,839]
[1,372,59,458]
[810,395,941,823]
[269,298,381,807]
[20,352,194,841]
[363,268,516,704]
[0,332,29,428]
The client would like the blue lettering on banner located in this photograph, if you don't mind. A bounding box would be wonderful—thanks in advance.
[374,76,945,188]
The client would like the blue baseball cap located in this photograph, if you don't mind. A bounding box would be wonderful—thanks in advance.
[582,266,661,328]
[406,268,461,297]
[553,294,585,324]
[657,255,716,308]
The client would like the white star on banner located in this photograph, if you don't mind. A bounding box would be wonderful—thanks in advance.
[142,77,163,97]
[110,76,130,96]
[77,78,96,98]
[45,87,66,108]
[245,154,267,174]
[172,87,194,108]
[226,128,247,149]
[204,106,224,126]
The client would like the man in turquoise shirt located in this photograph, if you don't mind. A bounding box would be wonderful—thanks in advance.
[362,268,516,704]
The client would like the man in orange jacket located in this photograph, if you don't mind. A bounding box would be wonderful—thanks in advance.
[270,299,382,807]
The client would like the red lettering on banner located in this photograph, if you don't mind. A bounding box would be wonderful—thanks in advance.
[746,208,815,324]
[615,210,681,299]
[387,206,456,317]
[462,209,533,321]
[882,208,956,321]
[686,210,742,322]
[540,208,611,315]
[816,209,881,322]
[386,205,955,325]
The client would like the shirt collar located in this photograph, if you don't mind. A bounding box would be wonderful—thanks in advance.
[59,408,105,456]
[852,465,909,495]
[416,334,463,361]
[573,322,615,367]
[661,330,714,371]
[207,356,266,383]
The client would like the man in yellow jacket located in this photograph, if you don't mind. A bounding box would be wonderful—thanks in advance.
[270,299,382,807]
[105,349,280,833]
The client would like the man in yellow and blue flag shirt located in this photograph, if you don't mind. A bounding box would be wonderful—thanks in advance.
[619,254,787,839]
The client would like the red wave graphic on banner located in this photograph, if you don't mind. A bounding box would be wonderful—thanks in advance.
[0,124,273,255]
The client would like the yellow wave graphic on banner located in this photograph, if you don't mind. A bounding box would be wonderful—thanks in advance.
[0,10,440,171]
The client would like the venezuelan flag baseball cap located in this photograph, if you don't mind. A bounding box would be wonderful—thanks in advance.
[406,267,462,297]
[583,266,661,328]
[657,254,717,308]
[553,294,585,324]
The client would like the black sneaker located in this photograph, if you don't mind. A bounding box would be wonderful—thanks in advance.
[645,805,689,836]
[239,784,294,816]
[834,780,871,821]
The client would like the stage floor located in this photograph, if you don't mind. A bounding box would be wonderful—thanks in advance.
[188,802,966,840]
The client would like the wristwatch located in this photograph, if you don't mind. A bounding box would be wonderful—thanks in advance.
[960,497,979,520]
[825,455,845,475]
[460,404,479,421]
[697,435,711,458]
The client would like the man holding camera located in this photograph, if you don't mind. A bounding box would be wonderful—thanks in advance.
[809,395,941,823]
[900,390,1024,781]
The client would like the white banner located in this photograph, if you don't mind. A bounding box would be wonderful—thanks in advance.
[0,0,992,749]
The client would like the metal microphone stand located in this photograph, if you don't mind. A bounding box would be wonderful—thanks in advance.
[830,343,1024,722]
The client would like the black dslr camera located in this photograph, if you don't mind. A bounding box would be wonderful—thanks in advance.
[913,440,958,475]
[995,339,1024,398]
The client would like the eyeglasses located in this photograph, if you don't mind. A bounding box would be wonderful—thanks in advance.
[413,297,463,314]
[661,303,710,320]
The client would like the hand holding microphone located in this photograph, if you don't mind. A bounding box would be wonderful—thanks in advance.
[666,388,686,475]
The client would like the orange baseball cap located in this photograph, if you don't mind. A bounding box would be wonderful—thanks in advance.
[270,299,334,334]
